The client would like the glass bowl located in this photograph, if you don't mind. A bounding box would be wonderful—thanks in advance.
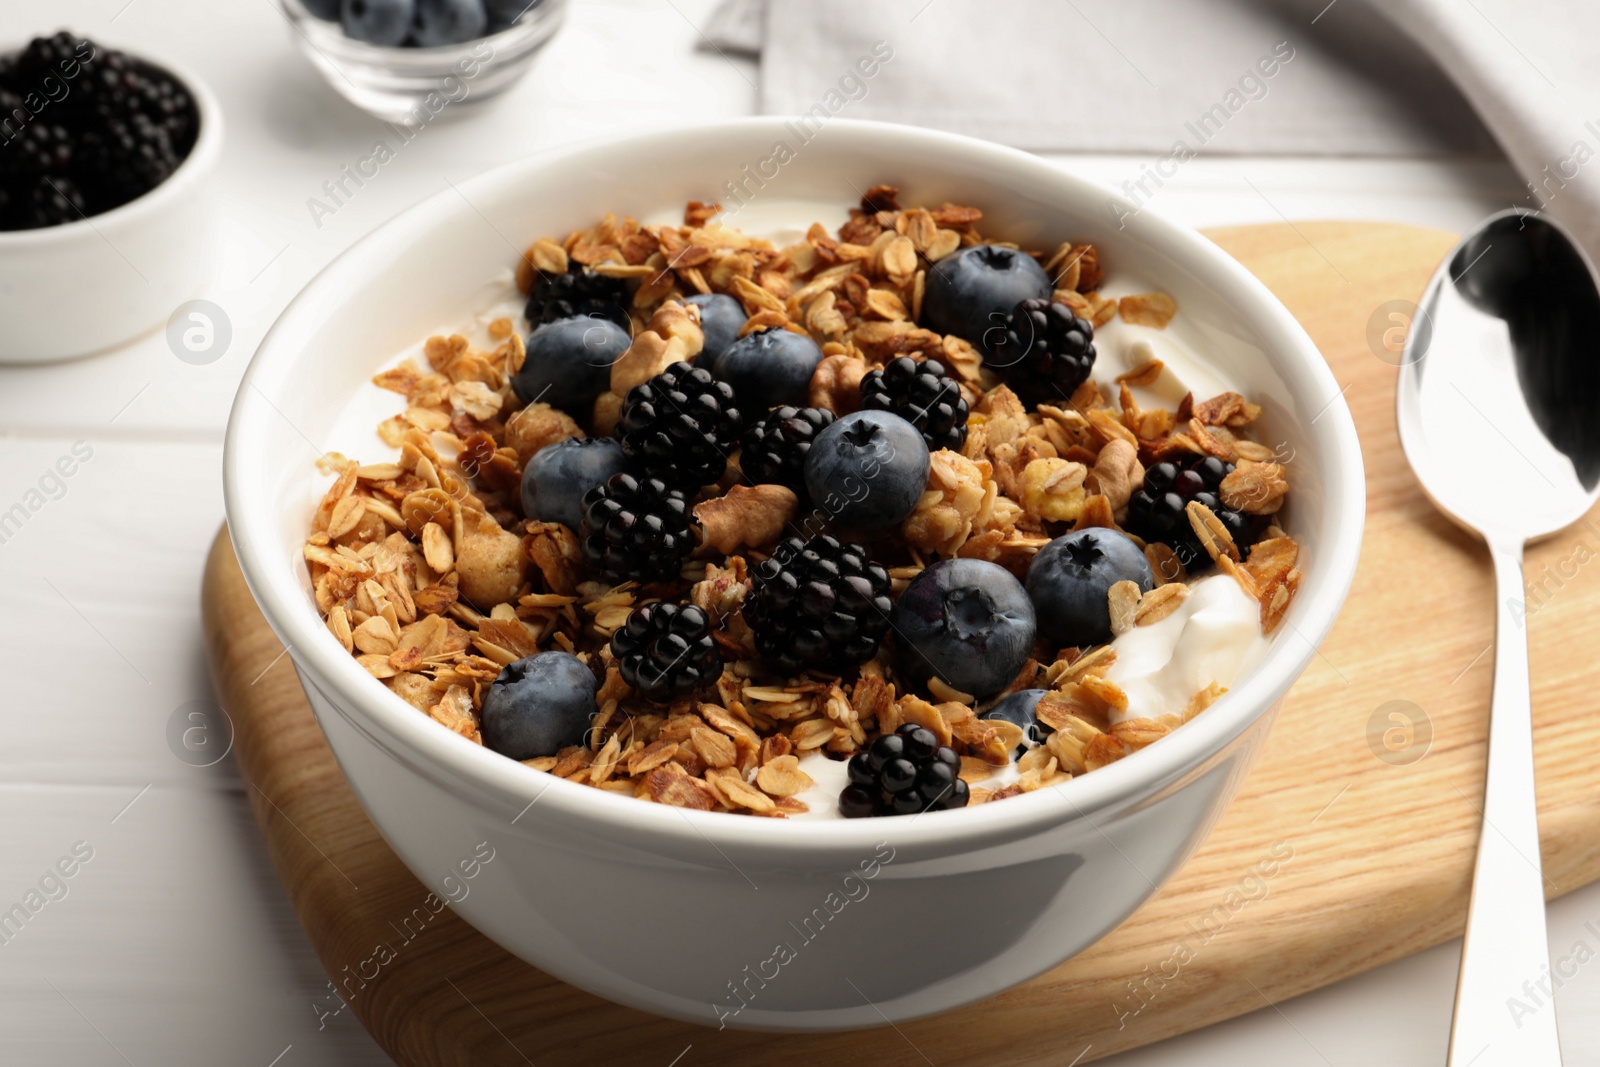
[276,0,567,123]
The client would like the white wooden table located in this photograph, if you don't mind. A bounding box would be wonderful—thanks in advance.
[2,0,1592,1063]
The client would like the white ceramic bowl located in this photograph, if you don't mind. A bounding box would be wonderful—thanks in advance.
[224,119,1364,1031]
[0,49,223,365]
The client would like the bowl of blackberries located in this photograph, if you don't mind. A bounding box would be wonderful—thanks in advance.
[279,0,568,123]
[0,32,223,363]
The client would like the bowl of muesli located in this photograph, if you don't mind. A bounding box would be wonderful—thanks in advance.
[224,118,1363,1030]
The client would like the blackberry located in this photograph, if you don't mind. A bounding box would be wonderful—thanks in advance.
[19,174,86,228]
[611,602,722,703]
[12,33,85,88]
[524,264,630,330]
[743,535,892,674]
[987,299,1097,408]
[840,724,968,817]
[1124,456,1254,572]
[858,356,968,451]
[617,362,742,489]
[0,35,199,231]
[578,473,699,585]
[77,115,178,208]
[738,405,835,493]
[12,122,72,178]
[0,88,25,135]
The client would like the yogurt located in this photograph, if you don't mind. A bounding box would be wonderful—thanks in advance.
[1101,574,1268,726]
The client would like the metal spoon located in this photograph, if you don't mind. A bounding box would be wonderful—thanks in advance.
[1398,208,1600,1066]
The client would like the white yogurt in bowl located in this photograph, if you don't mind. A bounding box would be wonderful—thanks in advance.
[1102,573,1268,725]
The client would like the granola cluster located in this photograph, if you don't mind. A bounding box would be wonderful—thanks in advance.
[303,187,1301,817]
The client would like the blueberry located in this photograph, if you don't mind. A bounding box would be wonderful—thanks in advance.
[484,0,537,27]
[892,559,1036,699]
[710,327,823,412]
[803,410,930,530]
[303,0,342,19]
[341,0,415,45]
[481,651,598,760]
[921,244,1053,355]
[519,436,627,531]
[511,316,631,423]
[684,293,747,366]
[1026,528,1155,647]
[410,0,487,46]
[980,689,1050,748]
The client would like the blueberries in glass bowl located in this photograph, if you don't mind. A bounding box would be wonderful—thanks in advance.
[309,0,547,46]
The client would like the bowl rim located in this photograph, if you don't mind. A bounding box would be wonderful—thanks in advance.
[0,44,224,247]
[225,117,1366,856]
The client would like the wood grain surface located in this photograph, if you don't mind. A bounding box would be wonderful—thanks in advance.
[201,221,1600,1066]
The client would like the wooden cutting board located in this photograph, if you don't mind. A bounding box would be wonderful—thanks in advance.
[201,221,1600,1066]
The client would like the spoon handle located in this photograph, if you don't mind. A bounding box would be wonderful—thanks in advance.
[1448,541,1563,1065]
[1377,0,1600,266]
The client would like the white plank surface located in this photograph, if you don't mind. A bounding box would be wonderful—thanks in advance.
[2,0,1592,1063]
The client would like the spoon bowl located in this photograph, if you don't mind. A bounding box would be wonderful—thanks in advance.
[1398,210,1600,541]
[1397,208,1600,1066]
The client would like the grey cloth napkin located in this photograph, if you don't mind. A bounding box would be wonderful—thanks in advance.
[706,0,1500,156]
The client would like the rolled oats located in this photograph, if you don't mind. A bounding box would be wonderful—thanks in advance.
[1117,292,1178,328]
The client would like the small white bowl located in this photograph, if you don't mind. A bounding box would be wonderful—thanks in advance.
[225,119,1365,1031]
[0,49,224,365]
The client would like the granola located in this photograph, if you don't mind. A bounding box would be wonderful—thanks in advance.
[305,189,1302,819]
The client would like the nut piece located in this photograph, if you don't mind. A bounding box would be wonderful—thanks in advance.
[454,513,528,606]
[610,300,704,395]
[504,403,582,463]
[694,485,798,554]
[809,352,867,414]
[689,558,750,625]
[608,331,673,397]
[1086,438,1143,515]
[1020,458,1088,523]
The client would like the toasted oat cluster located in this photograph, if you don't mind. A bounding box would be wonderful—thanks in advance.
[303,187,1302,818]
